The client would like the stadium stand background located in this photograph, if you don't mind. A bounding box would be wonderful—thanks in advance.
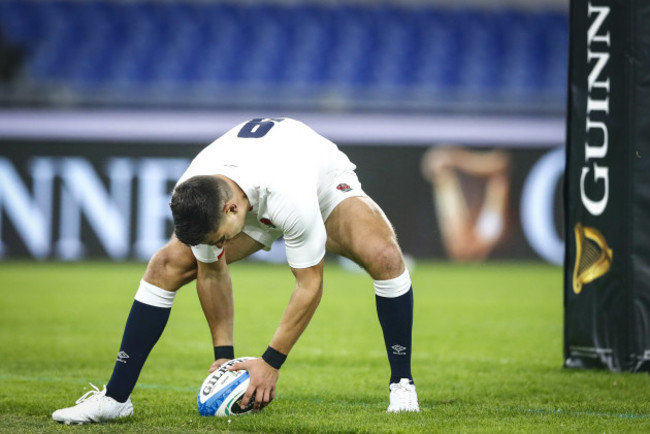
[0,0,568,262]
[0,0,568,115]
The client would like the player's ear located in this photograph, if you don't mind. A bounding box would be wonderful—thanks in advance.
[223,202,238,214]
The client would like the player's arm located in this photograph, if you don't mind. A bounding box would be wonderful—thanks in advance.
[194,246,235,372]
[230,189,326,410]
[269,259,324,355]
[231,258,324,411]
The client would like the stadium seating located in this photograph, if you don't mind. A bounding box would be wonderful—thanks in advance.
[0,0,568,113]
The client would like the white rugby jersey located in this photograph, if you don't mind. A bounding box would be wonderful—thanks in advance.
[176,118,357,269]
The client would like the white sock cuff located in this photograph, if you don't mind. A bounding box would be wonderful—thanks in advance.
[134,280,176,308]
[374,269,412,298]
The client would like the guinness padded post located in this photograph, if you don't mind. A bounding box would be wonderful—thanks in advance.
[564,0,650,372]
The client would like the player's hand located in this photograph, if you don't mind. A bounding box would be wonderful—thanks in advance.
[228,357,279,411]
[208,358,231,373]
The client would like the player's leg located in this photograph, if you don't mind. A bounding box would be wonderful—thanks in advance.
[53,233,263,424]
[104,236,196,404]
[325,196,405,279]
[53,236,197,424]
[105,233,263,401]
[325,196,419,412]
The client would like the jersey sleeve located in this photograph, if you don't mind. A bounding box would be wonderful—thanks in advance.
[190,244,225,263]
[270,191,326,269]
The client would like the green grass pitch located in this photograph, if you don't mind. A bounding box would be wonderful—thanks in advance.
[1,260,649,432]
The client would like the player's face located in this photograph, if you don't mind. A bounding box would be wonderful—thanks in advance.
[205,211,245,249]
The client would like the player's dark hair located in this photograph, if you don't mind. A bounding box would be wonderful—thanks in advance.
[170,176,232,246]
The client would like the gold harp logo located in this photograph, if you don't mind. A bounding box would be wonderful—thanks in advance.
[573,222,613,294]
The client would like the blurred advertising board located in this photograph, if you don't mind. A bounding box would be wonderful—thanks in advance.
[0,111,564,263]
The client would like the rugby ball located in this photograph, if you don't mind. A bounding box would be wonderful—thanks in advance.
[197,357,257,417]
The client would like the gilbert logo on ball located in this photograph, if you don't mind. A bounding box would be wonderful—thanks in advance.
[197,357,258,417]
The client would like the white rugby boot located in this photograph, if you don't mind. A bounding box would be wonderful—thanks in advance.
[387,378,420,413]
[52,383,133,424]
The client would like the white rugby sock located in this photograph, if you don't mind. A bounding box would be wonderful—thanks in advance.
[134,280,176,308]
[373,269,411,298]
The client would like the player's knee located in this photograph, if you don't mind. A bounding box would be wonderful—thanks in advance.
[145,245,197,290]
[364,241,405,280]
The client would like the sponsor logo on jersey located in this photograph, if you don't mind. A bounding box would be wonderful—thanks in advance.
[336,183,352,192]
[260,218,276,228]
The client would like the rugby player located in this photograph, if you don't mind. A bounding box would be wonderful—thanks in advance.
[52,118,419,424]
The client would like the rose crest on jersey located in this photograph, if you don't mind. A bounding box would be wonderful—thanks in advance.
[336,183,352,192]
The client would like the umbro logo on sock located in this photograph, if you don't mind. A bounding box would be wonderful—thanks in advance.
[391,344,407,356]
[116,351,130,364]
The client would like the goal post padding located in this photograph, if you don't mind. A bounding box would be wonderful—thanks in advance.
[564,0,650,372]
